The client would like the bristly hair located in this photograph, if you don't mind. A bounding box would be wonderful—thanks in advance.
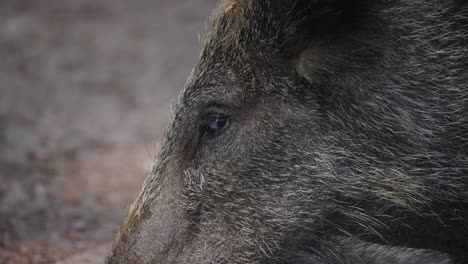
[197,0,379,81]
[202,0,348,59]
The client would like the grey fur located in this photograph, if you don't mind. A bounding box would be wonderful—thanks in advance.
[108,0,468,263]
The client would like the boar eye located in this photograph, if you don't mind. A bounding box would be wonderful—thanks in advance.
[203,113,229,137]
[199,104,232,142]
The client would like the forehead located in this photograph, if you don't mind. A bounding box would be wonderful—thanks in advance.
[182,57,291,112]
[180,0,297,105]
[181,48,261,109]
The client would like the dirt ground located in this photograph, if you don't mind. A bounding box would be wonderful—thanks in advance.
[0,1,215,263]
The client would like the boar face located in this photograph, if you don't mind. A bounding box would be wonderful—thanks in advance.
[108,0,468,263]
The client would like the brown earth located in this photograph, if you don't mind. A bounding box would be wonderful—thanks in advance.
[0,1,215,263]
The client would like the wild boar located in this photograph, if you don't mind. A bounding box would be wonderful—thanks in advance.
[108,0,468,263]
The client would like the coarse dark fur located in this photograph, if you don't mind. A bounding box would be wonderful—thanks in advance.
[107,0,468,263]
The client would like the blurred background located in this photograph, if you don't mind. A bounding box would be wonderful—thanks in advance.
[0,0,215,263]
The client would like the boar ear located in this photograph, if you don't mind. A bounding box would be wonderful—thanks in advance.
[207,0,376,80]
[210,0,374,53]
[289,0,378,83]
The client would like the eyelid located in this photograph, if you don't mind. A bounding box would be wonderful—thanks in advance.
[200,103,229,122]
[201,103,225,115]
